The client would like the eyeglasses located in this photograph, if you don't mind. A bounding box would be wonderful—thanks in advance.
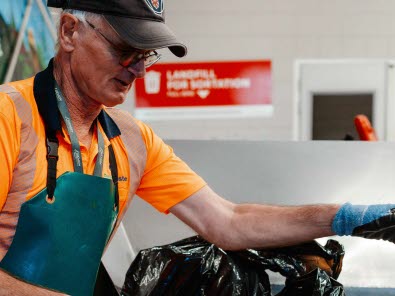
[86,20,161,68]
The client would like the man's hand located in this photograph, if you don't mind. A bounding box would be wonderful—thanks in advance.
[0,270,68,296]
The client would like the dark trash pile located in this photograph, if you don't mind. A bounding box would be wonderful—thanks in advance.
[122,236,345,296]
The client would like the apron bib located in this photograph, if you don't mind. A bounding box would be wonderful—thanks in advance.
[0,172,117,295]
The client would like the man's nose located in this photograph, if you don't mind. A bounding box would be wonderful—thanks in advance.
[126,59,146,78]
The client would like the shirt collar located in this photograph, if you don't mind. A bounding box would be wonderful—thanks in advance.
[33,58,121,139]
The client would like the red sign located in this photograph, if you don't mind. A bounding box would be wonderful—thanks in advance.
[135,60,271,108]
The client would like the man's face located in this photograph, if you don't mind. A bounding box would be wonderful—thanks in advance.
[67,16,147,107]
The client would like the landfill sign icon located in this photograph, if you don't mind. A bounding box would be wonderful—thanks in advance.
[144,70,161,94]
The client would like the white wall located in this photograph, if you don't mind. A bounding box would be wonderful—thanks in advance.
[120,0,395,140]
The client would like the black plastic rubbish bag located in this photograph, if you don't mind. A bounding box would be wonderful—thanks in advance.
[121,236,345,296]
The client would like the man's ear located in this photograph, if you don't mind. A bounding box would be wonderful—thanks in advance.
[58,14,82,52]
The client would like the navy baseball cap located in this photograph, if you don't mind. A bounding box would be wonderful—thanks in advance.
[47,0,187,57]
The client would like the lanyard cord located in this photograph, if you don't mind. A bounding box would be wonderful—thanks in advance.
[46,83,119,210]
[54,82,104,176]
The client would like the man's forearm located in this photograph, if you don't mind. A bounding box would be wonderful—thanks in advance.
[0,269,67,296]
[223,203,340,250]
[170,186,341,251]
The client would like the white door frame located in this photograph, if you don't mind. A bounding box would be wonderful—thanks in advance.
[294,59,392,141]
[386,60,395,142]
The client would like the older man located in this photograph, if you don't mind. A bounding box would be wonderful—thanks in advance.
[0,0,394,295]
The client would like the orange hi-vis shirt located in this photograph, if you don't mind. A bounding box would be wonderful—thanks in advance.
[0,61,206,260]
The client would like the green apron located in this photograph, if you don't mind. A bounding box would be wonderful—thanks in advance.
[0,84,119,296]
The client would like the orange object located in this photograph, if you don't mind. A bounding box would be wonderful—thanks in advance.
[354,115,378,141]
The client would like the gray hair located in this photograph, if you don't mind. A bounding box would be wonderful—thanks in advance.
[55,9,103,52]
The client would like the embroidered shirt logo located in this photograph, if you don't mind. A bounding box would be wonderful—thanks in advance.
[145,0,164,15]
[118,176,128,182]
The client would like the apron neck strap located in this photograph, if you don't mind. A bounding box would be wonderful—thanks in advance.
[46,131,59,201]
[45,138,119,210]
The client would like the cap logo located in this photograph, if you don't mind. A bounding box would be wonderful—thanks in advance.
[145,0,164,15]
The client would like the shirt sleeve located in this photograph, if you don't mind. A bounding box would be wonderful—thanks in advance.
[135,120,207,213]
[0,93,20,210]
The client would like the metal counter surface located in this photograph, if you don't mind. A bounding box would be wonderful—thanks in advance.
[103,140,395,289]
